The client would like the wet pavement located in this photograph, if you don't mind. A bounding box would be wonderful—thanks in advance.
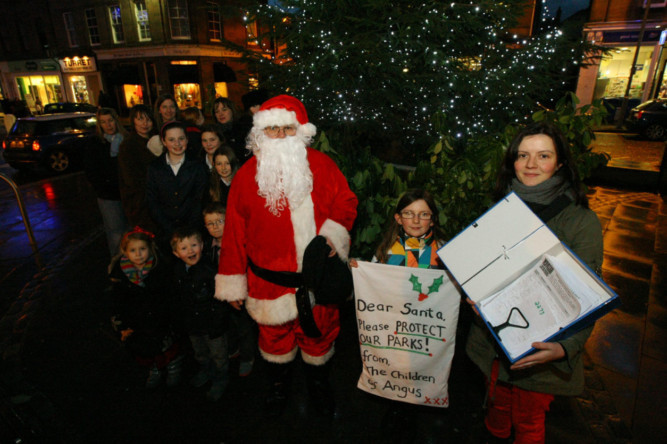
[0,133,665,442]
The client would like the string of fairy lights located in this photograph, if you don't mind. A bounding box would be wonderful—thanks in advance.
[247,1,581,143]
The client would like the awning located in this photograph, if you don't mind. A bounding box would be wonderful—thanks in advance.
[214,63,236,82]
[169,65,199,84]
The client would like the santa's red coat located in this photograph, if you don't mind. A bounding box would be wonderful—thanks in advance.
[215,148,357,327]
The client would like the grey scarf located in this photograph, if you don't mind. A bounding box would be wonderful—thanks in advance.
[510,174,573,206]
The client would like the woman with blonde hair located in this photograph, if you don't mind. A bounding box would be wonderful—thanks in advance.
[84,107,129,256]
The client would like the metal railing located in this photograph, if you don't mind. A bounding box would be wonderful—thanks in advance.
[0,172,43,268]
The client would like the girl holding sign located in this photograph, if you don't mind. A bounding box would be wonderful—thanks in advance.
[466,122,603,444]
[352,189,449,438]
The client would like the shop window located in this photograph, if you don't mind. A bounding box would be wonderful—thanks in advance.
[85,9,100,46]
[168,0,191,40]
[134,0,151,42]
[70,76,90,103]
[123,84,144,108]
[208,1,222,42]
[245,13,259,48]
[215,83,228,98]
[63,12,78,47]
[109,5,125,44]
[15,75,63,112]
[595,46,655,99]
[173,83,201,108]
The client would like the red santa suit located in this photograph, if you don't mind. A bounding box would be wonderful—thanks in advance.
[215,96,357,365]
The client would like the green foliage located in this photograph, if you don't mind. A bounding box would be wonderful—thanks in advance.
[320,96,610,259]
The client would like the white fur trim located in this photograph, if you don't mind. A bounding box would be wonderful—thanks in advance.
[215,273,247,302]
[318,219,351,261]
[302,345,335,365]
[253,108,298,129]
[291,195,316,272]
[246,293,298,325]
[261,346,299,364]
[146,135,163,156]
[298,122,317,139]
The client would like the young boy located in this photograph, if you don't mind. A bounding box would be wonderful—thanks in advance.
[202,203,256,377]
[171,227,229,401]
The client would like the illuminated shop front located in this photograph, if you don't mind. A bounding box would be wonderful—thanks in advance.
[8,59,63,113]
[577,25,667,105]
[95,45,242,115]
[58,56,102,106]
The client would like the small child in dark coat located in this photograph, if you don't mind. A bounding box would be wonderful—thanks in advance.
[203,202,256,376]
[171,227,230,401]
[109,227,183,389]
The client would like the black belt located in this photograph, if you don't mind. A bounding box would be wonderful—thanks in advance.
[247,257,321,338]
[247,258,303,288]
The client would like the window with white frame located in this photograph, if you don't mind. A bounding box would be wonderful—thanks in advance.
[207,1,222,42]
[63,12,78,47]
[85,9,100,45]
[108,5,125,43]
[168,0,191,39]
[134,0,151,41]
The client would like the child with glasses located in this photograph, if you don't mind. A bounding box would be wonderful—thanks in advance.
[351,189,448,438]
[202,203,257,377]
[372,189,445,268]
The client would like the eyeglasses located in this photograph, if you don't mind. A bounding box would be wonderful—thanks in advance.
[263,125,297,137]
[205,219,225,228]
[400,211,432,220]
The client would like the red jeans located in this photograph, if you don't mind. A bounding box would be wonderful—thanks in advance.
[485,379,554,444]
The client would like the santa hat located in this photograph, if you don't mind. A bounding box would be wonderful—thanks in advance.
[253,94,317,138]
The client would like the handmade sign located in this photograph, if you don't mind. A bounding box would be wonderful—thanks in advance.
[352,261,460,407]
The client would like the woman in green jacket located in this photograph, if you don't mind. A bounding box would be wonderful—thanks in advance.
[466,122,603,443]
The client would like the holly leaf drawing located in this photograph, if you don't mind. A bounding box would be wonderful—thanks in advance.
[428,276,444,294]
[409,274,422,293]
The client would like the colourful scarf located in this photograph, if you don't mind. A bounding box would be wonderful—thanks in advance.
[386,231,442,269]
[120,255,154,287]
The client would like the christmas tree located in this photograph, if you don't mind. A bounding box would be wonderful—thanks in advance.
[230,0,594,160]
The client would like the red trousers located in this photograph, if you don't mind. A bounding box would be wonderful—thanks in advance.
[258,304,340,363]
[485,380,554,444]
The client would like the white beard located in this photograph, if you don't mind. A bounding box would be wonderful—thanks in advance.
[252,129,313,216]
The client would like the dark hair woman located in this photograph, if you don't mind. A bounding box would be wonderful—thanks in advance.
[118,104,159,232]
[213,97,248,165]
[466,121,603,443]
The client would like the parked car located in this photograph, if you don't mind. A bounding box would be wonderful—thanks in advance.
[2,112,97,173]
[626,99,667,141]
[601,97,641,124]
[43,102,98,114]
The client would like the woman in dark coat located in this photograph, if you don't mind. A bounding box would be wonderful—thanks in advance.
[118,104,158,232]
[84,107,129,256]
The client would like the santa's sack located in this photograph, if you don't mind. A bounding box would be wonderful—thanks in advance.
[302,235,353,305]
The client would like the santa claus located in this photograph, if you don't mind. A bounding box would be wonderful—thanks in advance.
[215,95,357,415]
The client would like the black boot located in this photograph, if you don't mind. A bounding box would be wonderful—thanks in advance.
[264,361,293,417]
[304,361,335,418]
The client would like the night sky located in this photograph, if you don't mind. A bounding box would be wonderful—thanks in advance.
[546,0,591,19]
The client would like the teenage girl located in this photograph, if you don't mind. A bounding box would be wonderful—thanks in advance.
[145,121,208,243]
[109,227,182,388]
[200,124,225,171]
[208,146,239,206]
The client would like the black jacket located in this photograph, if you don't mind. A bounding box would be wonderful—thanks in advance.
[145,151,208,237]
[109,256,177,357]
[172,257,228,338]
[84,135,121,200]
